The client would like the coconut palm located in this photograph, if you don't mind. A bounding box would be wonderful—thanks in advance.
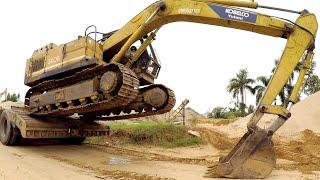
[227,69,255,109]
[254,76,270,105]
[227,80,240,107]
[271,59,301,105]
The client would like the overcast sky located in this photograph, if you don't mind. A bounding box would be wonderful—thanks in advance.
[0,0,319,114]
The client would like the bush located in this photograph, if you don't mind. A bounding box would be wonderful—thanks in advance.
[6,93,20,102]
[209,105,254,120]
[109,121,202,148]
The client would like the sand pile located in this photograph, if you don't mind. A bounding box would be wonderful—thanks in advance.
[274,129,320,173]
[198,128,320,174]
[211,91,320,138]
[275,130,320,173]
[141,107,204,122]
[0,101,24,109]
[199,92,320,174]
[283,92,320,133]
[197,128,235,151]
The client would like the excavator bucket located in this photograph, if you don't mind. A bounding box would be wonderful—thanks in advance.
[205,128,276,179]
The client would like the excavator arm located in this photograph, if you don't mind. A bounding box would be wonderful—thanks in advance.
[103,0,316,58]
[102,0,318,178]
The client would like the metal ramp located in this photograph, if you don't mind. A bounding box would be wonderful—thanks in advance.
[169,99,189,125]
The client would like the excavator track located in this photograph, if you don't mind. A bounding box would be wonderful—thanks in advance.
[25,64,104,105]
[28,64,140,117]
[81,84,176,121]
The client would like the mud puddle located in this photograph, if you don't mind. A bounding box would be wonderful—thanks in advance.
[108,156,136,165]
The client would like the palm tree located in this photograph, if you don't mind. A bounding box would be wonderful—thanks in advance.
[227,69,255,109]
[254,76,270,105]
[271,59,301,105]
[227,80,240,107]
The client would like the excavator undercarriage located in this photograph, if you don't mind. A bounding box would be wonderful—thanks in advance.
[0,0,317,179]
[26,63,175,120]
[24,32,173,120]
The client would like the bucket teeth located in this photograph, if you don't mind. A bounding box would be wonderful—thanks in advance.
[204,163,221,178]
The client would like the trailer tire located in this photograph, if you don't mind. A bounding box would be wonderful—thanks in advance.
[0,110,20,146]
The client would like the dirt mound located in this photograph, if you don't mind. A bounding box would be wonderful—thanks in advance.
[0,101,24,109]
[211,91,320,138]
[283,92,320,133]
[197,118,236,126]
[141,106,204,123]
[185,107,205,118]
[275,129,320,173]
[197,128,236,151]
[205,91,320,174]
[197,127,320,174]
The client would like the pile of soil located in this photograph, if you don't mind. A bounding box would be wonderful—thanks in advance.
[274,129,320,173]
[210,91,320,138]
[141,106,204,123]
[197,91,320,175]
[197,127,320,174]
[0,101,24,109]
[197,128,235,151]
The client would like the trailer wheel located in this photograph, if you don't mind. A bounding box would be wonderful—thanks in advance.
[0,110,20,146]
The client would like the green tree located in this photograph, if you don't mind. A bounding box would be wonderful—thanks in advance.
[211,107,226,118]
[247,105,255,114]
[304,75,320,96]
[227,81,240,107]
[238,102,247,115]
[6,93,20,102]
[227,69,255,112]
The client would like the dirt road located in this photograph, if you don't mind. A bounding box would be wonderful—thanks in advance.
[0,142,211,180]
[1,142,320,180]
[0,144,97,180]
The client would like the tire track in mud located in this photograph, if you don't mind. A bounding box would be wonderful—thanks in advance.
[85,143,215,166]
[43,144,213,180]
[45,154,171,180]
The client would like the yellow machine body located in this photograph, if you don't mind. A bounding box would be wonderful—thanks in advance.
[13,0,318,178]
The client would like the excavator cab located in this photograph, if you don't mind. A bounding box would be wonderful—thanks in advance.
[103,31,161,85]
[130,43,161,85]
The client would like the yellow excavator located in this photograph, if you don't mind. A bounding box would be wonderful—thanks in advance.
[0,0,318,179]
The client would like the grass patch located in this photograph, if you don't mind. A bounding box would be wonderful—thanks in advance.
[108,121,201,148]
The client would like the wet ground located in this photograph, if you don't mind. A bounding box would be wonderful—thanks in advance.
[1,140,320,180]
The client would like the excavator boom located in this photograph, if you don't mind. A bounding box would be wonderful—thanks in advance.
[102,0,318,178]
